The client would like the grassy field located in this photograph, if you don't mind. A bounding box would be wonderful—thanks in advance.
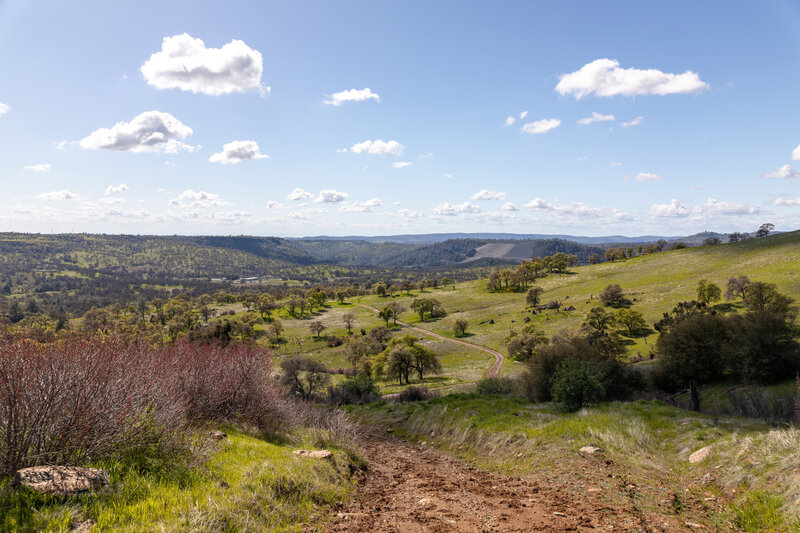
[0,427,361,532]
[353,395,800,531]
[353,231,800,370]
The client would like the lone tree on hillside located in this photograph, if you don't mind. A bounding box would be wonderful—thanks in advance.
[280,356,330,399]
[378,306,394,326]
[453,318,468,337]
[309,320,326,339]
[615,308,647,336]
[599,284,628,307]
[526,286,544,307]
[696,280,722,304]
[342,312,355,334]
[728,232,747,243]
[385,345,415,384]
[410,297,446,321]
[755,223,775,238]
[387,301,406,324]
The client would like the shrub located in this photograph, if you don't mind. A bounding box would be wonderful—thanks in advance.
[654,314,730,391]
[395,386,437,403]
[475,377,518,395]
[327,375,380,405]
[279,356,330,400]
[550,358,605,412]
[599,284,630,307]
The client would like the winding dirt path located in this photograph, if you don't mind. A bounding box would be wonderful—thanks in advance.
[354,303,505,378]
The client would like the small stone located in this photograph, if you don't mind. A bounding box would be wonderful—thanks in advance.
[386,428,394,433]
[553,511,567,517]
[418,498,429,505]
[293,449,333,460]
[579,445,603,455]
[14,466,109,497]
[587,488,602,492]
[208,430,227,441]
[689,446,711,463]
[73,519,96,532]
[685,522,706,529]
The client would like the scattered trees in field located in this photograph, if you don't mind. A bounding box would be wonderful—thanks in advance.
[728,232,747,243]
[280,356,330,399]
[309,320,326,339]
[615,308,647,336]
[599,284,629,307]
[410,297,446,321]
[504,324,548,361]
[342,312,355,334]
[452,318,469,337]
[726,275,752,300]
[525,286,544,307]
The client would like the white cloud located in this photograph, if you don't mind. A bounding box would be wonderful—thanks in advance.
[500,202,518,211]
[36,189,80,201]
[443,173,453,179]
[649,199,689,217]
[433,202,481,216]
[504,116,516,127]
[774,197,800,206]
[24,164,51,172]
[471,189,507,201]
[266,200,282,209]
[634,172,661,182]
[519,111,528,119]
[169,189,232,209]
[80,111,194,153]
[141,33,268,96]
[0,102,8,116]
[792,144,800,161]
[396,209,423,218]
[577,112,615,125]
[609,161,622,167]
[287,188,312,201]
[524,198,632,221]
[621,116,644,127]
[314,189,349,203]
[324,88,379,106]
[692,198,760,218]
[520,118,561,134]
[763,164,799,179]
[556,58,708,99]
[392,161,412,168]
[339,198,383,212]
[105,184,129,195]
[98,196,126,205]
[348,139,405,156]
[209,140,269,164]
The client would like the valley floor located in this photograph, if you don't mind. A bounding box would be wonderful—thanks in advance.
[315,429,720,533]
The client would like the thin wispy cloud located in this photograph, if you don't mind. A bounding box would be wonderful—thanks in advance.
[324,88,380,106]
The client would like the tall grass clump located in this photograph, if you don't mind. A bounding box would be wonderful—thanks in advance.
[0,336,281,477]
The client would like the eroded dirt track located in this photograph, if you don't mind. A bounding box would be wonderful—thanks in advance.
[316,431,690,533]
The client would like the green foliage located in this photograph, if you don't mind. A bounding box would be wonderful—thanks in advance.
[409,297,446,321]
[452,318,469,337]
[327,374,380,405]
[728,490,797,532]
[475,377,518,395]
[550,358,605,412]
[696,279,722,303]
[598,284,630,307]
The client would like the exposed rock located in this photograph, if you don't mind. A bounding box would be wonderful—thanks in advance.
[689,446,711,463]
[579,445,603,455]
[73,519,96,531]
[293,449,333,460]
[14,466,109,497]
[208,430,227,441]
[553,511,567,517]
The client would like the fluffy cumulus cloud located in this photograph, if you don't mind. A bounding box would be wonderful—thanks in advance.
[520,118,561,134]
[524,198,632,221]
[80,111,194,153]
[36,189,80,201]
[500,202,518,211]
[793,145,800,161]
[621,116,644,127]
[24,164,51,172]
[471,189,507,201]
[649,199,689,217]
[649,198,759,219]
[266,200,282,209]
[556,59,708,99]
[577,112,615,125]
[209,140,269,164]
[314,189,349,203]
[392,161,412,168]
[504,116,516,127]
[433,202,481,216]
[105,184,129,195]
[0,102,8,116]
[339,198,383,212]
[287,187,312,201]
[324,88,380,106]
[774,197,800,206]
[763,164,799,179]
[169,189,232,209]
[347,139,405,156]
[141,33,268,96]
[634,172,661,182]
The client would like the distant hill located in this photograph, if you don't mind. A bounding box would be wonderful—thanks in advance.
[293,232,680,245]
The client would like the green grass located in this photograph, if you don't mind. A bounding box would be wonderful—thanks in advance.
[0,428,359,532]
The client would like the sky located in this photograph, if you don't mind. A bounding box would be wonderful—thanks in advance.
[1,0,800,237]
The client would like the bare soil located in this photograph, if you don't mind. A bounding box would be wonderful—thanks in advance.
[314,430,723,532]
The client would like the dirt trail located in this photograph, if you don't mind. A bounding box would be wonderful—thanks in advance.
[354,303,505,378]
[317,430,688,533]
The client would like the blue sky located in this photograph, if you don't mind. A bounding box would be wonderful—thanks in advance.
[1,0,799,237]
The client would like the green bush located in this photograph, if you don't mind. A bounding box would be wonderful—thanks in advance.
[550,358,605,412]
[475,377,518,395]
